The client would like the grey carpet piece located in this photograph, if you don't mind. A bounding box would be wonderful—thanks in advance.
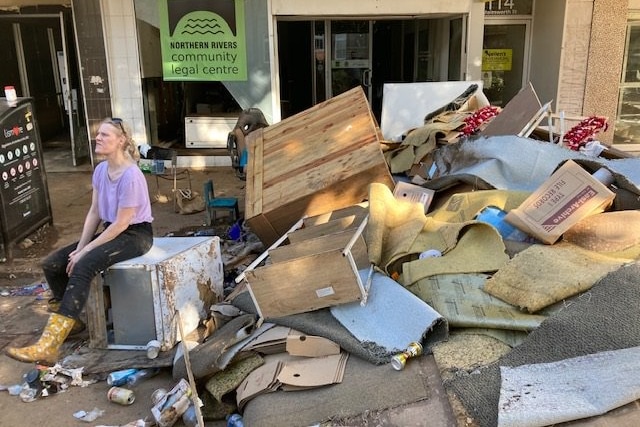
[330,269,447,353]
[430,136,640,196]
[498,346,640,427]
[431,136,585,192]
[446,262,640,427]
[231,291,392,364]
[241,353,432,427]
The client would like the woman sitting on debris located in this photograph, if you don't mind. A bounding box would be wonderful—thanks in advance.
[6,118,154,365]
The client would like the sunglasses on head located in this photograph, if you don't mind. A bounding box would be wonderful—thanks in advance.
[111,117,126,135]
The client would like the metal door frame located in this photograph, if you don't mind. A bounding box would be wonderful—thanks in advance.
[0,13,79,166]
[483,17,532,93]
[324,19,374,101]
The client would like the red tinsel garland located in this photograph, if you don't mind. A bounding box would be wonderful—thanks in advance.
[562,116,608,150]
[460,106,501,136]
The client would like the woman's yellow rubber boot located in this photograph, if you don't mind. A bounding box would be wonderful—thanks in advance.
[5,313,76,365]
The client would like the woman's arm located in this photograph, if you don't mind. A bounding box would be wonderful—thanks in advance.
[66,189,135,274]
[81,205,136,253]
[75,187,102,251]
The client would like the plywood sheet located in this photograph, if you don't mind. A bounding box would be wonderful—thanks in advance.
[270,231,368,268]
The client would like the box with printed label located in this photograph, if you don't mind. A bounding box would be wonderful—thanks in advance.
[505,160,615,244]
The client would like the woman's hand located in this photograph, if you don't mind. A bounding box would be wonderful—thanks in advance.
[66,247,87,275]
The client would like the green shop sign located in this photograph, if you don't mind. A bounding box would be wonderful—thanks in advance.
[159,0,247,81]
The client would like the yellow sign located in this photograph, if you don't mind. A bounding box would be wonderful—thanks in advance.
[482,49,513,71]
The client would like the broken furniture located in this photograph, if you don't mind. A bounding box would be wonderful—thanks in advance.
[85,236,224,351]
[244,86,394,246]
[149,149,192,212]
[238,205,371,319]
[203,179,240,225]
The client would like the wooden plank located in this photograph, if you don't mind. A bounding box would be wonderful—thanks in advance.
[303,202,369,227]
[86,276,108,349]
[479,82,542,137]
[235,217,305,284]
[288,216,360,243]
[246,250,363,318]
[270,231,369,268]
[261,133,385,211]
[245,129,264,218]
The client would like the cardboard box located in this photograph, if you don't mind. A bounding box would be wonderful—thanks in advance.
[505,160,615,244]
[393,181,435,214]
[245,86,394,246]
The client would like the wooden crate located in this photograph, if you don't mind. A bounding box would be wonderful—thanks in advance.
[245,86,394,246]
[242,212,370,319]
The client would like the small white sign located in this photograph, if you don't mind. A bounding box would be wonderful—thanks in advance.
[316,286,336,298]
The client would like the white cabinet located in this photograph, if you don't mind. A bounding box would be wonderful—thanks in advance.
[184,115,238,148]
[87,236,224,351]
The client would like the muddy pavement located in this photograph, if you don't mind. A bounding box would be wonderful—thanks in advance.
[0,166,246,427]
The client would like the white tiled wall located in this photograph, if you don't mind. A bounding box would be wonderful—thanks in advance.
[101,0,147,146]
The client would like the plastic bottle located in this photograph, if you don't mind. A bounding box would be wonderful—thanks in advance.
[226,413,245,427]
[106,369,138,386]
[4,86,17,107]
[106,368,160,387]
[475,206,537,243]
[182,404,197,427]
[125,368,161,386]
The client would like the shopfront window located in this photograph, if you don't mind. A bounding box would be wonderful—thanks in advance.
[482,22,528,106]
[615,20,640,144]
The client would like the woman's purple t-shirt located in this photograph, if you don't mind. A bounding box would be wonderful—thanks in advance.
[92,161,153,224]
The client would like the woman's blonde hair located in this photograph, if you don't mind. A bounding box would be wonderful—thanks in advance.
[101,117,141,161]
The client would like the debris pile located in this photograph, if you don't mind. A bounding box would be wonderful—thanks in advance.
[6,82,640,427]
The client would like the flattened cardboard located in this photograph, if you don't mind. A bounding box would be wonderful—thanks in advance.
[241,324,291,355]
[235,356,286,410]
[285,334,341,357]
[505,160,615,244]
[277,352,348,389]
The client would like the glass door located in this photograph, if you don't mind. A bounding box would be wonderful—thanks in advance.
[482,20,531,106]
[328,21,373,100]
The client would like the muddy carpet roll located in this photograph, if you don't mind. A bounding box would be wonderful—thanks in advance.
[445,262,640,427]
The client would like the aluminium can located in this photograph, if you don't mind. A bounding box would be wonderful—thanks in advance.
[107,386,135,405]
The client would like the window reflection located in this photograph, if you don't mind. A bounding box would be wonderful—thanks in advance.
[615,23,640,144]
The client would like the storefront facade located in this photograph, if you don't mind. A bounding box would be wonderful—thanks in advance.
[1,0,638,164]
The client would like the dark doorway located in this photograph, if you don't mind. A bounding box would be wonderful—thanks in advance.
[277,18,464,123]
[0,8,85,164]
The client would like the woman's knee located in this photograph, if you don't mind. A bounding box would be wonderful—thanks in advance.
[41,252,68,275]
